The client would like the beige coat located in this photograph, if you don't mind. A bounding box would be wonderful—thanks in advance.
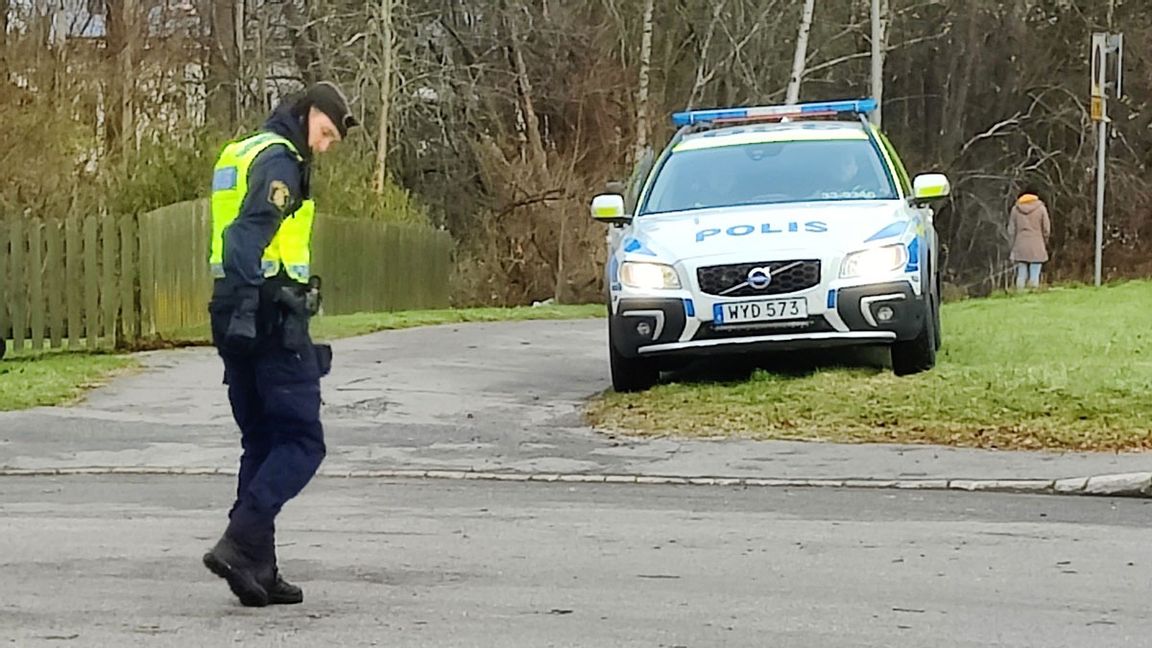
[1008,196,1051,263]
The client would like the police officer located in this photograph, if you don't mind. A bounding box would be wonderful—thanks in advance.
[202,82,358,607]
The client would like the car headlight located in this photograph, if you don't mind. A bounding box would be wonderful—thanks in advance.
[620,262,682,290]
[840,244,909,278]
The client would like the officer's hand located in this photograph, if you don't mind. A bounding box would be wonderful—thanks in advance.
[223,287,260,355]
[306,275,323,316]
[304,289,322,316]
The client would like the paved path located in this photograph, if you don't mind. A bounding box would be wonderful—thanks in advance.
[1,320,1149,484]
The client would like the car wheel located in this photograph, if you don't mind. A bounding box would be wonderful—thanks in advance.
[931,291,942,351]
[608,321,660,393]
[891,301,936,377]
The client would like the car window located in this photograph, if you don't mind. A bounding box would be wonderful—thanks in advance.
[640,138,898,215]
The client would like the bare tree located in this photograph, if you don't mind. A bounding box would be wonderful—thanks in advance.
[633,0,655,165]
[870,0,888,126]
[785,0,816,104]
[504,3,547,175]
[372,0,394,193]
[103,0,140,157]
[6,0,1152,302]
[206,0,240,126]
[0,0,7,83]
[685,0,725,109]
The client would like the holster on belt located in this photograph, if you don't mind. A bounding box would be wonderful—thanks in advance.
[271,278,321,352]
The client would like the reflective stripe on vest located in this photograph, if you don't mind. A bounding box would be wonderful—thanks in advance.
[209,132,315,283]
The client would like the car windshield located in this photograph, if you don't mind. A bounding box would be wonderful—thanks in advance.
[640,137,898,215]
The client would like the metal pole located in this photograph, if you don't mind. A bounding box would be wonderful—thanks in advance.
[1095,119,1106,287]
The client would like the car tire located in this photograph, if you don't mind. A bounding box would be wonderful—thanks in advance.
[891,300,936,377]
[608,321,660,393]
[931,291,942,351]
[931,266,943,351]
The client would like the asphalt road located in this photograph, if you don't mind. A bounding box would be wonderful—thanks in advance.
[3,476,1151,648]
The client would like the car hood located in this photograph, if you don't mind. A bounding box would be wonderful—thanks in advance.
[625,201,914,263]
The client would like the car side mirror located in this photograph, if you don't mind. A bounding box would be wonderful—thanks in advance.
[590,194,631,226]
[912,173,951,206]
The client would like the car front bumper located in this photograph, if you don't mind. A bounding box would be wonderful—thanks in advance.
[611,281,925,359]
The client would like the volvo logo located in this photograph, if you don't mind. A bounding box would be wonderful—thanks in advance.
[747,267,773,290]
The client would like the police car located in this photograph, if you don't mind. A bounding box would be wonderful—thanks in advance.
[591,99,951,392]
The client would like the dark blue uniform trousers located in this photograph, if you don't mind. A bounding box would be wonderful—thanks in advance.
[221,343,326,565]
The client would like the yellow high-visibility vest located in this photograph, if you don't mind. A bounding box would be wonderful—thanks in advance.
[210,132,314,283]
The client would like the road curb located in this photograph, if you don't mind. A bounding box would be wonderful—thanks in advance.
[2,466,1151,497]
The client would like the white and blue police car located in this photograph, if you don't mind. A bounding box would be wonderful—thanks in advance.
[591,99,951,392]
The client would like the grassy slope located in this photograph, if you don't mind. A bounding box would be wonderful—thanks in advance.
[587,282,1152,451]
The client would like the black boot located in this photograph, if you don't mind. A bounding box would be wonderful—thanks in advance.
[202,534,269,607]
[263,569,304,605]
[260,539,304,604]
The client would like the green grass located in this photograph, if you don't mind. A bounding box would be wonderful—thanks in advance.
[587,282,1152,452]
[308,304,604,341]
[154,303,604,346]
[1,304,604,411]
[0,351,136,412]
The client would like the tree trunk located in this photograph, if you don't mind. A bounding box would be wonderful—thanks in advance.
[372,0,393,193]
[941,9,981,157]
[786,0,816,104]
[0,0,7,84]
[206,0,238,127]
[287,0,322,85]
[687,0,724,109]
[48,0,67,104]
[234,0,245,116]
[505,7,546,176]
[506,7,555,298]
[103,0,126,155]
[254,7,268,112]
[633,0,655,165]
[120,0,136,154]
[555,210,566,304]
[870,0,889,126]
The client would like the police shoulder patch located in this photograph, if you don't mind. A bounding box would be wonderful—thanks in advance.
[268,180,292,213]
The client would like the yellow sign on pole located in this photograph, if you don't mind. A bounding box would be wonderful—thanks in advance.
[1091,33,1107,122]
[1091,96,1104,121]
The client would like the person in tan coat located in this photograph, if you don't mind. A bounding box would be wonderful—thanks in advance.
[1008,188,1052,290]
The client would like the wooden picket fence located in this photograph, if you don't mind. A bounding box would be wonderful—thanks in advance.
[1,200,453,352]
[0,216,140,352]
[138,201,211,341]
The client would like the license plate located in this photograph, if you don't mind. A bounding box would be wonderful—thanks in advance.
[714,298,808,325]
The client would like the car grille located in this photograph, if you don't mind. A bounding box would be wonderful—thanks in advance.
[696,260,821,297]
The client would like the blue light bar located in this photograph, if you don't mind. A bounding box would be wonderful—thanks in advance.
[671,98,878,127]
